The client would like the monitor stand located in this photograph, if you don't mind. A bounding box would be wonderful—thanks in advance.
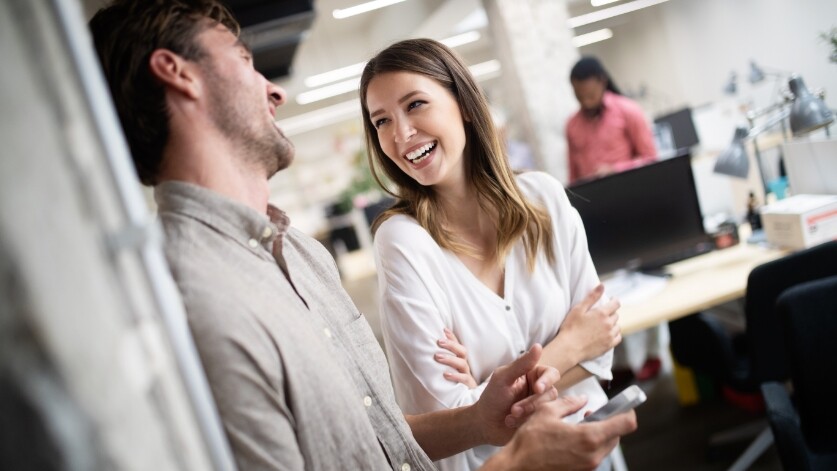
[601,269,669,307]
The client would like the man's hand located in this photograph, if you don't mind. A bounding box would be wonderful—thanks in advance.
[483,396,638,471]
[474,344,561,445]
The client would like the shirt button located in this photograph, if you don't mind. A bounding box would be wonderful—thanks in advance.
[262,226,273,238]
[505,305,511,311]
[248,238,259,248]
[363,396,372,407]
[323,328,332,339]
[401,463,411,471]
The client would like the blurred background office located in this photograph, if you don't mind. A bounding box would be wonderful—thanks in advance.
[4,0,836,469]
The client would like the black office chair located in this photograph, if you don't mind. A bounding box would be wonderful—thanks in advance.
[669,240,837,470]
[761,275,837,471]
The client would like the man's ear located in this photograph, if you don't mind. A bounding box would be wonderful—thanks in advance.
[148,49,201,99]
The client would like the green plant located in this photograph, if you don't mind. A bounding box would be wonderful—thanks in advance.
[822,27,837,64]
[334,149,380,215]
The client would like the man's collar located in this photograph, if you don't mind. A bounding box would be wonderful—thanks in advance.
[155,181,288,248]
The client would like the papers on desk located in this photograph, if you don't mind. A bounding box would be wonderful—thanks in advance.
[603,271,669,307]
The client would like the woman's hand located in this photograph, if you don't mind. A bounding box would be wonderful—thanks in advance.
[559,284,622,362]
[435,328,478,388]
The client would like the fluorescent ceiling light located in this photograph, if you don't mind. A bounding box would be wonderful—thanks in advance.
[569,0,670,28]
[277,99,361,136]
[591,0,621,6]
[302,30,481,90]
[296,78,361,105]
[304,62,367,88]
[333,0,407,19]
[439,30,481,48]
[280,62,501,135]
[572,28,613,47]
[469,59,501,79]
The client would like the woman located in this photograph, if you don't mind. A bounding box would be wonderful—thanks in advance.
[360,39,621,471]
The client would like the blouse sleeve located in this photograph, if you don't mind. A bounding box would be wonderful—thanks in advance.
[374,218,489,414]
[532,172,614,381]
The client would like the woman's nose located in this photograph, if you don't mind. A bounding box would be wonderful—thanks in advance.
[394,118,416,143]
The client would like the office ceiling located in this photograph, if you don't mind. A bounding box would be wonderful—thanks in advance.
[79,0,623,133]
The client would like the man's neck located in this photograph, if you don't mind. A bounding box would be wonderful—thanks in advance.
[160,126,271,214]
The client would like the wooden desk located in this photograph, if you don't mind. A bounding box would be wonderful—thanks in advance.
[619,242,787,335]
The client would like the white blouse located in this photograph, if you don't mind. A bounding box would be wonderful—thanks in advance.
[374,171,613,471]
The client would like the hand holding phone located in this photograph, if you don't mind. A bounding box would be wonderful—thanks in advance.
[582,385,647,422]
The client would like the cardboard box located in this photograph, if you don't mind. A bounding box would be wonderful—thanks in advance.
[760,194,837,249]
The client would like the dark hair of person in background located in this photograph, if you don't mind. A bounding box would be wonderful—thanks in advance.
[570,56,622,96]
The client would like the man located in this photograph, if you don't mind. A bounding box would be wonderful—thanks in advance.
[565,56,662,387]
[89,2,637,469]
[566,56,658,184]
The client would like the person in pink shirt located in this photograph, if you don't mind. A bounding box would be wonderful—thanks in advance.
[566,56,657,183]
[566,56,663,388]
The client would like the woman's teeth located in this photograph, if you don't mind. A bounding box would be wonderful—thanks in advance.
[405,142,436,164]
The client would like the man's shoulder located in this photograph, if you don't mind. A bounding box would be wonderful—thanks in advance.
[609,93,646,117]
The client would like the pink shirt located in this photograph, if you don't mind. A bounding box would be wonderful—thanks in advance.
[566,91,658,183]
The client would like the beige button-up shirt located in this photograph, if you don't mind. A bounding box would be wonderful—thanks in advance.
[155,181,434,470]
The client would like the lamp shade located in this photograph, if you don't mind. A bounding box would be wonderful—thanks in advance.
[788,75,834,135]
[748,61,765,84]
[723,71,737,95]
[714,126,750,179]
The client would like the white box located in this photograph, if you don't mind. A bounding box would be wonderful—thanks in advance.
[760,194,837,249]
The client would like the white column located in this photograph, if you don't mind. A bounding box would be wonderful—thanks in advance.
[482,0,579,183]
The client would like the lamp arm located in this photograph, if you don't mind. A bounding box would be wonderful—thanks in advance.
[747,108,790,138]
[746,101,789,123]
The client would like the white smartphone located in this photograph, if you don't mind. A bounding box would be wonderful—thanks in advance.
[582,385,647,422]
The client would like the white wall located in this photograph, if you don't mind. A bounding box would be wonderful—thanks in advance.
[585,0,837,115]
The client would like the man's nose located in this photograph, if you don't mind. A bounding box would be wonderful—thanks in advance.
[267,80,286,107]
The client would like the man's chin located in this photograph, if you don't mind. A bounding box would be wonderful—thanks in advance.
[267,146,294,178]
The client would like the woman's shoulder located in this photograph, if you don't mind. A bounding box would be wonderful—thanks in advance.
[515,170,568,201]
[374,213,438,250]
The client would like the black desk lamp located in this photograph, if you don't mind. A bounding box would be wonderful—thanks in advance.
[788,75,834,136]
[714,74,834,194]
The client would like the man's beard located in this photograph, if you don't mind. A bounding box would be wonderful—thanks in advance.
[204,69,295,177]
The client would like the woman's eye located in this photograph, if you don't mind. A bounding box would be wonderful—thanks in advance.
[407,100,425,111]
[374,118,388,129]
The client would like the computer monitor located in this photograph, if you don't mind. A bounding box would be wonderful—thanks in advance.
[654,108,700,152]
[567,154,714,276]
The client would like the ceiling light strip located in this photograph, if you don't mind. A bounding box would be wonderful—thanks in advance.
[277,99,361,136]
[280,61,502,135]
[571,28,613,47]
[469,59,501,79]
[304,62,367,88]
[303,30,481,89]
[591,0,621,7]
[296,77,361,105]
[333,0,408,20]
[569,0,670,28]
[439,31,481,49]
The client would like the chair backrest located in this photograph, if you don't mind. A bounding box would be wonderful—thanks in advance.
[777,275,837,454]
[745,241,837,383]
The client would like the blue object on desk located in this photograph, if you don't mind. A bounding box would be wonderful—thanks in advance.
[768,176,789,200]
[747,228,767,245]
